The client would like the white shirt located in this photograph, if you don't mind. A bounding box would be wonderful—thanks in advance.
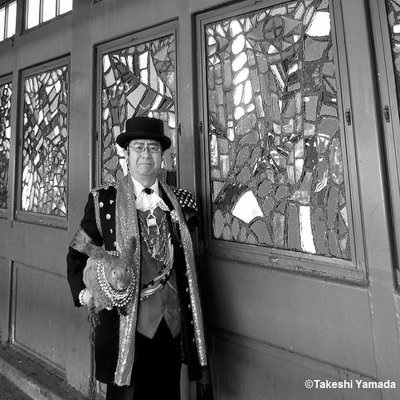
[131,177,169,213]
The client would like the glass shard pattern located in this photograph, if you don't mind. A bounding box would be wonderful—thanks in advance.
[101,34,176,184]
[387,1,400,108]
[0,81,12,209]
[21,65,69,217]
[205,0,351,260]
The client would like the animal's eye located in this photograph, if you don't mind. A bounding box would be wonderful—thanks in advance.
[112,271,116,276]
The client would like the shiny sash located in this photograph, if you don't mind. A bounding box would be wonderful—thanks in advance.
[112,175,206,386]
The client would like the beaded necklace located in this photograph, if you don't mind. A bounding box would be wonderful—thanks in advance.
[96,260,135,308]
[137,209,175,301]
[138,211,168,263]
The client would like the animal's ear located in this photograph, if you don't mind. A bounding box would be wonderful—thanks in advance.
[70,227,106,259]
[86,242,107,259]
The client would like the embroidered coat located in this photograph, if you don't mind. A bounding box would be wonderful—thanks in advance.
[66,176,207,386]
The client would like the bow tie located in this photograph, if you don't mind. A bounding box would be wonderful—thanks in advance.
[136,188,169,212]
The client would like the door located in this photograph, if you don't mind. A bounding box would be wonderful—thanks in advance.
[0,44,74,377]
[196,0,400,398]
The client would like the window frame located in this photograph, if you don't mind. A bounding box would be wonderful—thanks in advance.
[0,0,17,43]
[15,56,70,229]
[369,0,400,289]
[0,73,13,219]
[23,0,72,32]
[196,0,366,283]
[94,20,179,189]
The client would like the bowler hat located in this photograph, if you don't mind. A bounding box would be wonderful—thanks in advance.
[116,116,171,151]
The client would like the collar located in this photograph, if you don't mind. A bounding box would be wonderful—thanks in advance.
[131,176,160,198]
[130,176,169,212]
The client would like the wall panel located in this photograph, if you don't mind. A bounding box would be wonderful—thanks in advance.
[0,257,11,342]
[13,262,70,370]
[8,223,68,275]
[91,0,177,44]
[202,256,376,378]
[211,335,380,400]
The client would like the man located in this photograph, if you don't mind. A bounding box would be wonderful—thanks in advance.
[66,116,207,400]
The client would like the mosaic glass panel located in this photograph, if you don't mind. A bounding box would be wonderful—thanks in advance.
[101,34,176,184]
[21,65,69,217]
[387,0,400,108]
[205,0,351,260]
[0,81,12,209]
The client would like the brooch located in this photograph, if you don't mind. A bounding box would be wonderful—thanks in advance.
[170,210,179,224]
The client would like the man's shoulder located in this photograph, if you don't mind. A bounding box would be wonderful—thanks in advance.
[172,187,197,211]
[90,182,117,197]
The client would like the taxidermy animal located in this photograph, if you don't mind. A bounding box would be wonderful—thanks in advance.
[81,237,137,315]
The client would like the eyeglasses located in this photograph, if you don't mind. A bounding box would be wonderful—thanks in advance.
[128,143,161,153]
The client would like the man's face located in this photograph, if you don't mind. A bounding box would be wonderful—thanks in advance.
[125,139,162,182]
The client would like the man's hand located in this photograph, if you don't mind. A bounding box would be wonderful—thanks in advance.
[197,366,214,400]
[82,289,93,306]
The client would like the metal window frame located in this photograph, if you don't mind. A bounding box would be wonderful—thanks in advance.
[40,0,56,25]
[0,0,17,42]
[0,73,13,219]
[94,20,179,189]
[24,0,72,32]
[196,0,366,283]
[15,56,70,229]
[368,0,400,289]
[25,0,40,30]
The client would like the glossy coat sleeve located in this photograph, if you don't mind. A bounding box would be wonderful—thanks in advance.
[66,192,103,307]
[182,207,199,233]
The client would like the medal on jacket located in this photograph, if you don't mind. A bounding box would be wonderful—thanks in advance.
[146,212,157,229]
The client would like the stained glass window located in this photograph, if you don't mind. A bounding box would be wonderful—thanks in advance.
[387,0,400,105]
[0,1,17,42]
[204,0,351,260]
[100,34,176,184]
[0,81,12,210]
[21,65,69,217]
